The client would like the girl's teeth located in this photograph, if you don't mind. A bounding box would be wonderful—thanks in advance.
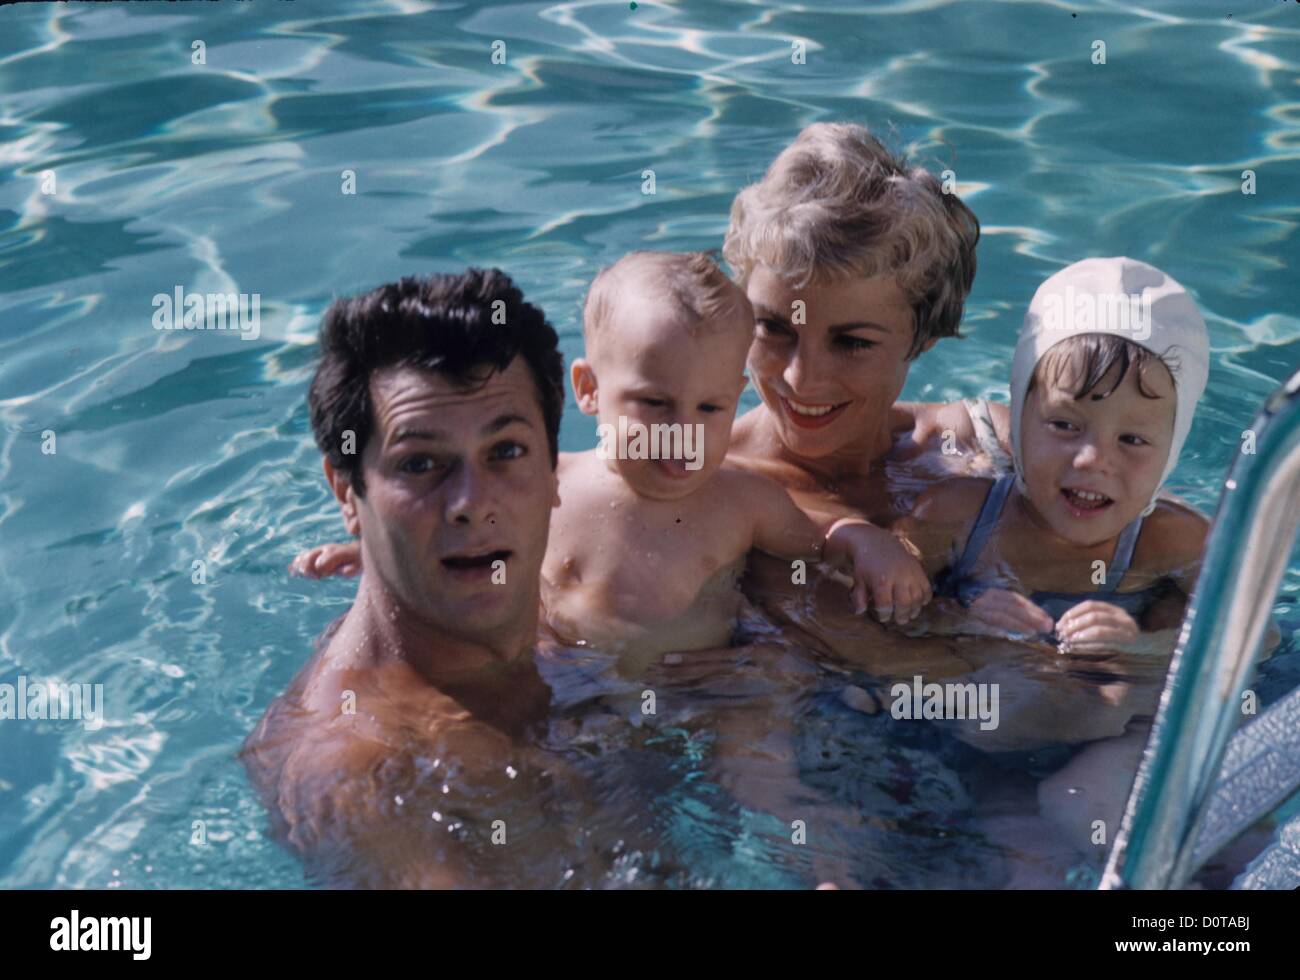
[1066,488,1109,505]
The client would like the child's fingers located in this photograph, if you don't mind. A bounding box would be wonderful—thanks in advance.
[868,575,896,623]
[973,589,1052,635]
[1057,604,1138,641]
[1007,595,1055,634]
[851,579,869,616]
[1063,622,1137,646]
[898,578,930,624]
[1061,632,1130,655]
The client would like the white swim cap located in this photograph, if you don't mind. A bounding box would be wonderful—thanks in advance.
[1009,257,1210,516]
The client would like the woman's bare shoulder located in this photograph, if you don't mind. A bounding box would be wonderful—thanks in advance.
[728,406,765,452]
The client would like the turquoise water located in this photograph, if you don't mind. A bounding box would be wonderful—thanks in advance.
[1,0,1298,888]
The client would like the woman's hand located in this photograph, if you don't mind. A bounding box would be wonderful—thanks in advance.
[1054,600,1140,654]
[290,540,362,578]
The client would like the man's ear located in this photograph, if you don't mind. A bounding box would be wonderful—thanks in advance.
[571,358,599,416]
[322,457,362,537]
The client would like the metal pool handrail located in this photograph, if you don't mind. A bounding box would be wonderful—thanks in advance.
[1101,366,1300,890]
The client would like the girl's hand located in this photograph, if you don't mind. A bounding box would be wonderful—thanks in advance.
[966,587,1055,638]
[290,541,362,579]
[1055,601,1140,654]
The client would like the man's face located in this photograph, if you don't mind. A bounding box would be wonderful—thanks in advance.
[343,358,558,645]
[745,265,923,460]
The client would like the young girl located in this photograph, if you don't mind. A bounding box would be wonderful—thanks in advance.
[895,257,1213,856]
[902,256,1210,654]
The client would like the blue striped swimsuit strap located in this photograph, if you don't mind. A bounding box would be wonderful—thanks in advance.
[1100,513,1146,593]
[948,473,1016,581]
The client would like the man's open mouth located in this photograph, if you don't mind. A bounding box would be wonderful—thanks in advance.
[441,550,512,571]
[1061,487,1113,514]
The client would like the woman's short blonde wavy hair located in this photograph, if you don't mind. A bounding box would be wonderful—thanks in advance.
[722,122,980,359]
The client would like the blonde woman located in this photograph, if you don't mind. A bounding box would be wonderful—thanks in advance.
[719,125,1142,753]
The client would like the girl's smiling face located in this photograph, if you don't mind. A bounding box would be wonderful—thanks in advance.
[1018,343,1177,546]
[745,264,928,460]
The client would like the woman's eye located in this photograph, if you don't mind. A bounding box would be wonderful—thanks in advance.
[1121,434,1150,447]
[1049,419,1078,432]
[640,398,667,408]
[756,319,791,338]
[490,441,527,461]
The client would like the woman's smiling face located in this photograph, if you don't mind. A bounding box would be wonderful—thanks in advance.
[745,264,926,459]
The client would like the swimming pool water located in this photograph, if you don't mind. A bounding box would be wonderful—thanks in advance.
[1,0,1298,888]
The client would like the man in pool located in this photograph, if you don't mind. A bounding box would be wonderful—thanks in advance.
[241,269,598,888]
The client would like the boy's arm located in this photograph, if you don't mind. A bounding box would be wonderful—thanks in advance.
[739,470,933,625]
[741,470,826,564]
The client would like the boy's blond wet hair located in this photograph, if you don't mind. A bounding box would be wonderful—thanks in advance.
[722,122,980,358]
[582,251,752,360]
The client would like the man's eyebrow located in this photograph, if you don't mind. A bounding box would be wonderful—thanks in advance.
[390,413,534,445]
[390,427,444,445]
[483,412,534,435]
[829,321,891,334]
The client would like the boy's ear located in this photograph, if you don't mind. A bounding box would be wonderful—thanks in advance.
[323,457,362,537]
[571,358,599,416]
[920,337,938,354]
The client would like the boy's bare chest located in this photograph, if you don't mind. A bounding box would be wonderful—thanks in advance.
[574,495,752,586]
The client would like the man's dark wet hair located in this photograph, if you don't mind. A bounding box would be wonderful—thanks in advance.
[308,268,564,495]
[1031,333,1177,403]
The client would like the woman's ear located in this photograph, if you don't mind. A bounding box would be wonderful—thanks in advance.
[571,358,599,416]
[323,457,362,537]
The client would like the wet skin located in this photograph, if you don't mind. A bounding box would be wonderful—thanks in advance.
[723,266,1010,675]
[243,360,608,888]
